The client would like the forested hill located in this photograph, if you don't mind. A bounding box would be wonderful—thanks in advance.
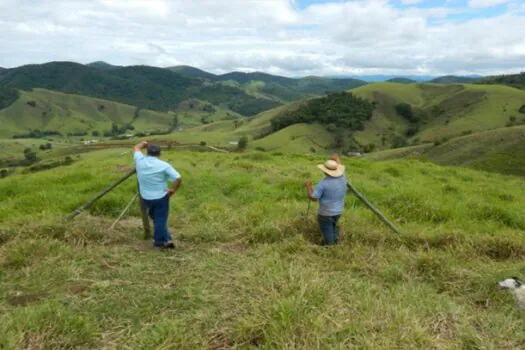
[0,62,280,116]
[167,66,367,102]
[480,72,525,90]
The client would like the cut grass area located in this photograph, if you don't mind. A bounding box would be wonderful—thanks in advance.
[252,123,332,152]
[2,150,525,348]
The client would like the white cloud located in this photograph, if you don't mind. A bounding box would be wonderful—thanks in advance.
[468,0,511,8]
[0,0,523,76]
[401,0,423,5]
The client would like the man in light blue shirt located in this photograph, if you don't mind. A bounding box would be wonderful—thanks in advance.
[133,141,182,249]
[305,154,347,245]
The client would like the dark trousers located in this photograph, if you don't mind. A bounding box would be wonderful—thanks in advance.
[141,195,172,247]
[318,215,341,245]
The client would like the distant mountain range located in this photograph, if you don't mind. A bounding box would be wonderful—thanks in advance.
[0,61,368,116]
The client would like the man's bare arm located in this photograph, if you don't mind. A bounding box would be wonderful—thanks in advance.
[167,178,182,197]
[133,140,148,153]
[304,180,318,202]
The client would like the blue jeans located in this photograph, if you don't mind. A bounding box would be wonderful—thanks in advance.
[141,195,172,247]
[318,215,340,245]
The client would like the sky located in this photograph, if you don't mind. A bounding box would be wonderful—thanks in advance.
[0,0,524,77]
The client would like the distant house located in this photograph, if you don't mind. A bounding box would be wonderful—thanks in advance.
[83,140,99,145]
[347,152,362,157]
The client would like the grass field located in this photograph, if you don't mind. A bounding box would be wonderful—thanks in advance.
[2,149,525,348]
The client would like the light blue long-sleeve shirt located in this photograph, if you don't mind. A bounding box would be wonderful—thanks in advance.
[134,151,181,200]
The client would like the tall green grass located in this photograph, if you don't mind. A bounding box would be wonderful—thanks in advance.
[1,149,525,348]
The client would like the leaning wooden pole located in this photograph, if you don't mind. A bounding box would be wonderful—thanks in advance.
[61,168,137,223]
[137,180,152,240]
[346,180,402,234]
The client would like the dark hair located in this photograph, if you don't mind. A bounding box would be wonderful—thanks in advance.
[147,144,161,157]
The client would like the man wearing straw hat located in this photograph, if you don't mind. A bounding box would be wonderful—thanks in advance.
[305,154,347,245]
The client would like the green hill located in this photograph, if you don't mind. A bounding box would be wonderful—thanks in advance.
[172,67,368,102]
[166,82,525,155]
[86,61,121,70]
[351,82,525,148]
[430,76,481,84]
[387,78,416,84]
[367,125,525,176]
[0,88,177,138]
[166,65,218,80]
[0,62,281,116]
[479,72,525,90]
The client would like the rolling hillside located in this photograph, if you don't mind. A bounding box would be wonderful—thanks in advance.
[0,62,281,116]
[366,125,525,176]
[351,82,525,147]
[0,89,176,138]
[162,81,525,155]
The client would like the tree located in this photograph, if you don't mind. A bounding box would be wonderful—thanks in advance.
[23,147,31,154]
[24,151,38,163]
[238,136,248,151]
[395,103,416,123]
[233,120,239,129]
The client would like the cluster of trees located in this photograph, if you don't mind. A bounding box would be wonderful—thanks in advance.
[395,103,447,138]
[13,130,62,139]
[103,123,135,137]
[0,87,19,110]
[24,156,74,174]
[39,143,52,151]
[271,92,376,132]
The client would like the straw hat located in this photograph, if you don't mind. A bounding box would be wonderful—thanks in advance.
[317,159,345,177]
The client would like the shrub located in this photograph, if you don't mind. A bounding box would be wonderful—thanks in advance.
[200,141,207,146]
[255,147,266,152]
[26,100,37,107]
[461,130,473,136]
[92,130,100,137]
[391,136,408,149]
[363,143,376,153]
[238,136,248,151]
[395,103,418,123]
[405,125,419,137]
[519,105,525,114]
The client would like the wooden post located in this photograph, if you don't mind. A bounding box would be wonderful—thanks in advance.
[346,180,402,234]
[61,168,136,223]
[137,180,152,240]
